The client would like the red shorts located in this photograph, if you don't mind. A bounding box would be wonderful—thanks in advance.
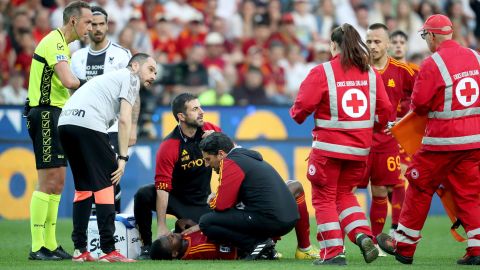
[358,150,402,188]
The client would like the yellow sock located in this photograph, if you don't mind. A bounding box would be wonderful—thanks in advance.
[44,194,61,251]
[30,191,49,252]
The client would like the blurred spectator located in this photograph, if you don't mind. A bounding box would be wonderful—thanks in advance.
[173,44,209,95]
[268,13,303,53]
[210,16,236,52]
[278,44,311,100]
[135,0,164,29]
[165,0,204,37]
[118,26,137,54]
[408,51,428,67]
[198,66,235,106]
[12,28,34,87]
[0,14,9,85]
[369,0,392,25]
[32,8,51,44]
[353,3,370,39]
[151,15,181,64]
[228,0,256,41]
[1,71,27,105]
[105,0,134,36]
[50,0,69,29]
[315,0,336,41]
[203,32,228,70]
[138,86,158,139]
[92,0,108,7]
[232,67,270,105]
[336,0,362,27]
[237,45,269,87]
[8,10,32,55]
[396,0,428,55]
[127,10,153,56]
[253,0,269,15]
[267,0,283,33]
[471,0,480,47]
[106,14,118,43]
[417,0,441,21]
[446,0,474,46]
[242,13,271,54]
[292,0,318,47]
[176,14,207,59]
[203,0,219,29]
[264,41,289,105]
[310,40,331,65]
[0,0,12,18]
[17,0,43,21]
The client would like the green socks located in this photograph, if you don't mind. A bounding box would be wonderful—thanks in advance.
[44,194,61,251]
[30,191,49,252]
[30,192,62,252]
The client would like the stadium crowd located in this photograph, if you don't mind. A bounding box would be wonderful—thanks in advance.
[3,0,480,265]
[2,0,480,107]
[2,0,480,138]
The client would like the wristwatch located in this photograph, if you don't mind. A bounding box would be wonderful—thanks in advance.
[118,155,129,162]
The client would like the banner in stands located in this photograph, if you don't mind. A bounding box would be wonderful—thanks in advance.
[0,106,445,220]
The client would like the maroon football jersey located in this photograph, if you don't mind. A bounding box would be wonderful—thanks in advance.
[372,57,416,152]
[181,231,237,260]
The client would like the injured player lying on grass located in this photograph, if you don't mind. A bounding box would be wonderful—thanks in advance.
[150,219,280,260]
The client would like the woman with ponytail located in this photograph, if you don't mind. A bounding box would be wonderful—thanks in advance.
[290,23,392,265]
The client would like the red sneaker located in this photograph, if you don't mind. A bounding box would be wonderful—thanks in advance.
[72,250,96,262]
[98,250,136,263]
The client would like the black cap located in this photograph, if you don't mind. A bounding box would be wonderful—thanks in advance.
[252,14,269,27]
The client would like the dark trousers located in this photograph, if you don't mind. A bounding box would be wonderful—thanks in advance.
[108,132,121,213]
[199,208,296,252]
[134,184,211,246]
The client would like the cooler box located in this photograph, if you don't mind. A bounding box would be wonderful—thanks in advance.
[87,214,141,259]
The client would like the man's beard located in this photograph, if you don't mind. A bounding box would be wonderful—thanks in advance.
[89,33,106,44]
[184,118,203,129]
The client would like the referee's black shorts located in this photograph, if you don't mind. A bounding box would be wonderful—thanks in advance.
[27,106,67,169]
[58,124,117,192]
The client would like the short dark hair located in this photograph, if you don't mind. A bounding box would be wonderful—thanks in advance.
[199,132,234,155]
[127,53,150,67]
[150,237,173,260]
[63,1,91,25]
[91,6,108,22]
[171,93,198,122]
[390,30,408,41]
[368,23,389,32]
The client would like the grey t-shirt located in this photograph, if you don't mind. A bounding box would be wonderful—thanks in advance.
[58,68,140,133]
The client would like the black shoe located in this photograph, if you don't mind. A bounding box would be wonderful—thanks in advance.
[395,253,413,264]
[376,233,396,255]
[139,245,151,260]
[29,247,62,261]
[355,233,378,263]
[313,253,347,265]
[244,239,275,261]
[457,255,480,265]
[52,245,72,259]
[376,233,413,264]
[259,247,280,260]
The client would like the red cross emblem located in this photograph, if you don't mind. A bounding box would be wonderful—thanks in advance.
[346,93,364,113]
[455,77,479,107]
[342,89,368,118]
[460,82,476,102]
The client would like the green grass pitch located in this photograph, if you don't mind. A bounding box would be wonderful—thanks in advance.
[0,216,466,269]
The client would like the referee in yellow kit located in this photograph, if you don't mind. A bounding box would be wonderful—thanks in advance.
[26,0,92,261]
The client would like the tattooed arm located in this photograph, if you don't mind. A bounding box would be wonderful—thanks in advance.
[129,92,140,146]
